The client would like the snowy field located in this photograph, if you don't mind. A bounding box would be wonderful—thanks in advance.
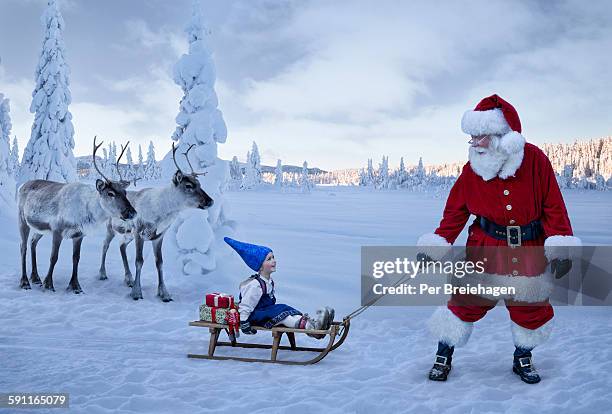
[0,187,611,414]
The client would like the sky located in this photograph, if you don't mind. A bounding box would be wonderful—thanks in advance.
[1,0,611,170]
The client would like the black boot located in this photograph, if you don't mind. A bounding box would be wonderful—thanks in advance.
[512,347,541,384]
[428,342,454,381]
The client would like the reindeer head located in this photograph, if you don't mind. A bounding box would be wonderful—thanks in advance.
[171,143,214,210]
[93,136,137,220]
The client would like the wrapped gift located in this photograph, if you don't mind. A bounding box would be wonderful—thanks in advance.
[199,305,233,324]
[205,293,235,309]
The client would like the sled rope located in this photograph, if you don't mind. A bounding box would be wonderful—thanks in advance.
[343,270,417,322]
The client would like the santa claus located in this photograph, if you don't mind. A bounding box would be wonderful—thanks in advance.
[417,94,580,384]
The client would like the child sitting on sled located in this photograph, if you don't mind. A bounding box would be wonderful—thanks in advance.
[224,237,334,338]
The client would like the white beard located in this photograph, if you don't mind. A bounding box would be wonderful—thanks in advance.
[468,134,525,181]
[468,137,507,181]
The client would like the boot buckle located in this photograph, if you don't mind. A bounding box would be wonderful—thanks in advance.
[434,355,448,366]
[518,356,532,368]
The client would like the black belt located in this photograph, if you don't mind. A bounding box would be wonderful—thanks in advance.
[477,216,542,247]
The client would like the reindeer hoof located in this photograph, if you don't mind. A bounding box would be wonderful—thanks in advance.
[130,290,143,300]
[43,279,55,292]
[125,277,134,288]
[67,285,83,294]
[160,296,173,303]
[99,274,108,281]
[30,274,42,284]
[20,280,31,290]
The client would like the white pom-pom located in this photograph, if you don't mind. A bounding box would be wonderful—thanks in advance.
[498,131,526,155]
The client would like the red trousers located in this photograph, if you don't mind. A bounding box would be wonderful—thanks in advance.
[448,293,554,330]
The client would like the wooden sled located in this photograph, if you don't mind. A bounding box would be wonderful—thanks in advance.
[187,318,351,365]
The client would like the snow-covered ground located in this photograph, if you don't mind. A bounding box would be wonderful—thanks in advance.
[1,187,611,414]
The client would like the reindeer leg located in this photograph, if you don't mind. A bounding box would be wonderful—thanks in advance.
[152,234,172,302]
[98,221,114,280]
[130,233,144,300]
[67,236,84,294]
[43,231,62,292]
[19,215,31,290]
[120,235,134,287]
[30,233,43,285]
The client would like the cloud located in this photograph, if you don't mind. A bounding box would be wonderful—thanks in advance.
[71,66,182,158]
[217,0,612,169]
[124,19,187,57]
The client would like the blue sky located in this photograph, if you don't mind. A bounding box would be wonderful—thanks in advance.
[1,0,611,170]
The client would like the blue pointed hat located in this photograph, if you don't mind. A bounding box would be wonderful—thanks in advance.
[224,237,272,272]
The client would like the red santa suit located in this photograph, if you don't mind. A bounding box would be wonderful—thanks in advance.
[418,94,581,349]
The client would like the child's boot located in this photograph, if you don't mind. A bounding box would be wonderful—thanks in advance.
[296,310,328,339]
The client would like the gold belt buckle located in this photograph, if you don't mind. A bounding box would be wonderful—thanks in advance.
[507,225,521,248]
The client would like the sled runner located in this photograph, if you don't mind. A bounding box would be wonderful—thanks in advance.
[187,318,351,365]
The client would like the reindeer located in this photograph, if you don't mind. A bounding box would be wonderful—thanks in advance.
[18,137,137,293]
[98,143,213,302]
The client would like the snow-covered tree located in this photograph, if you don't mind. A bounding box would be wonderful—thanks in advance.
[240,143,263,190]
[274,159,283,188]
[160,0,233,276]
[377,155,389,189]
[10,136,20,178]
[125,146,135,182]
[144,140,159,180]
[249,141,262,184]
[229,156,241,180]
[0,94,16,211]
[136,144,144,181]
[396,156,407,187]
[19,0,77,186]
[359,158,375,187]
[301,161,313,193]
[107,142,117,179]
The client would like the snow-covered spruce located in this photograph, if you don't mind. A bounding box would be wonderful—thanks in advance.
[19,0,77,186]
[275,159,283,188]
[0,94,16,212]
[301,161,313,193]
[241,142,262,190]
[10,136,20,180]
[159,0,234,277]
[144,141,160,181]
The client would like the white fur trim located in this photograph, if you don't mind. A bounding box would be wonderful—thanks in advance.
[544,235,582,260]
[428,307,473,347]
[511,318,553,348]
[453,271,553,303]
[461,108,511,136]
[417,233,452,260]
[498,131,525,155]
[498,145,524,179]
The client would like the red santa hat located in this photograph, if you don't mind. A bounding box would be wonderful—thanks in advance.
[461,94,526,154]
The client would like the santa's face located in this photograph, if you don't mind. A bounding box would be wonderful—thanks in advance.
[469,135,493,153]
[468,135,508,180]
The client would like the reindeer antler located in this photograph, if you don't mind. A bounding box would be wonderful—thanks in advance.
[172,142,184,175]
[183,144,208,176]
[116,141,130,182]
[93,136,110,182]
